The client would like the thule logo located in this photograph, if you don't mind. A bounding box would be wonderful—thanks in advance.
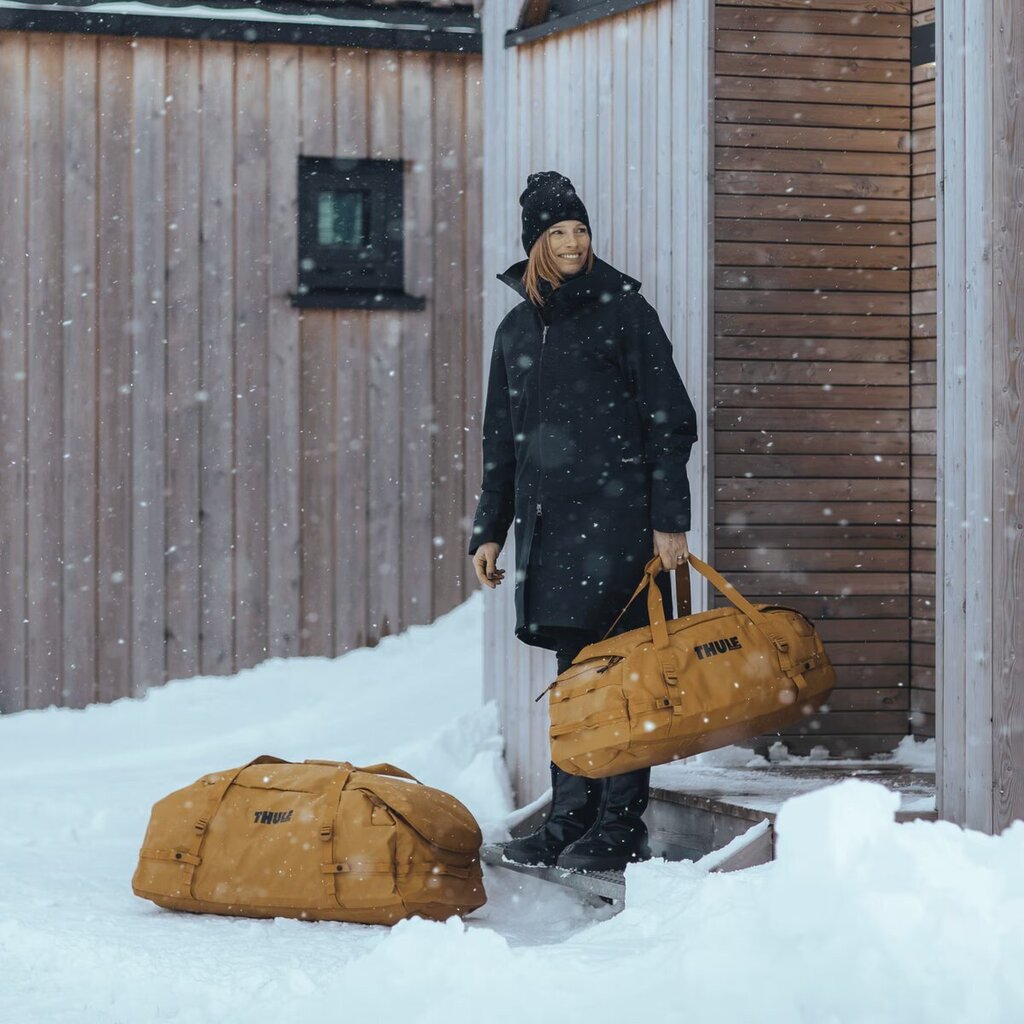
[253,810,294,825]
[694,636,742,660]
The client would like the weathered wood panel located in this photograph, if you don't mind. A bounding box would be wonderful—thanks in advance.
[130,41,167,697]
[462,54,484,622]
[0,34,28,713]
[400,52,436,631]
[431,56,468,620]
[62,36,98,709]
[26,34,64,709]
[367,51,403,640]
[0,32,482,711]
[990,0,1023,833]
[165,40,202,684]
[96,39,134,705]
[266,46,302,660]
[939,0,1024,832]
[198,43,236,676]
[334,49,370,654]
[297,44,337,658]
[233,46,270,671]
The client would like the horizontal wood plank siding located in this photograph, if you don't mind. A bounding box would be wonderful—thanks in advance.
[0,31,482,711]
[713,0,914,756]
[910,0,936,739]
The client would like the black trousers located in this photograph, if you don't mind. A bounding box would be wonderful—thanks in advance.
[549,627,603,675]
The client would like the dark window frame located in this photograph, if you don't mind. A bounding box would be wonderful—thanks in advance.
[291,156,425,312]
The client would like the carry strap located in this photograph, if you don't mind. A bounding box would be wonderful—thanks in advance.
[352,763,422,784]
[599,553,797,688]
[306,759,422,784]
[180,754,287,892]
[317,763,355,908]
[599,562,690,685]
[601,564,690,641]
[680,554,792,654]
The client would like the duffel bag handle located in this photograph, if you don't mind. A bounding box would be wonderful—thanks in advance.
[598,560,681,682]
[354,762,422,784]
[601,564,690,642]
[670,554,791,653]
[601,554,792,656]
[304,759,422,784]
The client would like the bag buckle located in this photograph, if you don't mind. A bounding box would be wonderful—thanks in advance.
[193,817,209,835]
[320,824,334,841]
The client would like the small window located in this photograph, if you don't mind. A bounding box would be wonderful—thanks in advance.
[292,156,424,311]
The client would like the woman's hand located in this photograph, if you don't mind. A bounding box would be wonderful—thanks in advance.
[653,529,689,571]
[472,543,506,589]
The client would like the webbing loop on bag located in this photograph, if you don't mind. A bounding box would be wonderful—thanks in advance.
[140,847,202,867]
[318,764,355,909]
[320,861,394,875]
[179,755,288,894]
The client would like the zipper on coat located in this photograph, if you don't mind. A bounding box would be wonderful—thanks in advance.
[537,321,548,519]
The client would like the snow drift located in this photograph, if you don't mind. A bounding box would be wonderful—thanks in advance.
[1,591,1021,1023]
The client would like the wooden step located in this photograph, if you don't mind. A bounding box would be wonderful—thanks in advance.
[487,760,935,907]
[482,815,773,909]
[479,844,628,907]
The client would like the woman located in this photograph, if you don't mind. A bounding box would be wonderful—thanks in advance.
[467,171,699,872]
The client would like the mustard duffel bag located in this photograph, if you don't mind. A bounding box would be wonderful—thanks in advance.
[132,756,486,924]
[546,553,836,777]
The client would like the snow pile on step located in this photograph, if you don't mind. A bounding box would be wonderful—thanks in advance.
[1,591,1021,1023]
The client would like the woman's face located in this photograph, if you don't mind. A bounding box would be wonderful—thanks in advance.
[547,219,590,276]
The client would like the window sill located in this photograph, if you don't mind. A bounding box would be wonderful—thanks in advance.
[289,289,426,312]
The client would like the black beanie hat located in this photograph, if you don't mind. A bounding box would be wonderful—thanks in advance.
[519,171,591,256]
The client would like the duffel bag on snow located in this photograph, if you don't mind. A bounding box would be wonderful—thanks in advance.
[132,756,486,924]
[547,553,836,777]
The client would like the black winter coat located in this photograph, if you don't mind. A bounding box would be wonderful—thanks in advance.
[468,255,699,650]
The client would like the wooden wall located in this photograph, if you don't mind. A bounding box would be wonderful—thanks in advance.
[937,0,1024,832]
[713,0,918,757]
[909,0,936,740]
[480,0,713,804]
[0,31,482,712]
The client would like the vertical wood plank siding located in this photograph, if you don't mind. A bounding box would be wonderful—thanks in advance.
[909,0,936,739]
[165,40,203,683]
[989,0,1024,833]
[937,0,1024,832]
[714,0,915,756]
[62,36,99,708]
[0,32,482,711]
[26,34,65,708]
[0,36,28,713]
[480,0,714,803]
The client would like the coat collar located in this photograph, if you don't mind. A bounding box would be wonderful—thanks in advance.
[496,255,642,320]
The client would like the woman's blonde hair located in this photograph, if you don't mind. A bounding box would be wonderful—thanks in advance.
[522,223,596,307]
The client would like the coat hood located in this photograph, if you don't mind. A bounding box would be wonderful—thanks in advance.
[496,255,642,319]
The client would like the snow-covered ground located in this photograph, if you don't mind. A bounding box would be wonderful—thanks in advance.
[2,592,1022,1023]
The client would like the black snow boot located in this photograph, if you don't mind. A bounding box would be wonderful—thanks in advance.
[555,767,652,872]
[501,763,604,867]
